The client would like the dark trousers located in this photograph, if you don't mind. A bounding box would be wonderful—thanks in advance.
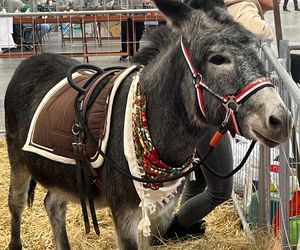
[283,0,299,9]
[12,24,23,44]
[291,54,300,84]
[121,18,144,56]
[177,129,233,228]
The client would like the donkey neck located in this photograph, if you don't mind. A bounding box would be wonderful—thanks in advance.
[138,48,204,167]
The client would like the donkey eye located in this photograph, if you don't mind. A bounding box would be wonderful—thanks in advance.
[208,55,230,65]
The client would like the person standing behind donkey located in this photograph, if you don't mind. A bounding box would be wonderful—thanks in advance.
[119,0,145,61]
[225,0,274,40]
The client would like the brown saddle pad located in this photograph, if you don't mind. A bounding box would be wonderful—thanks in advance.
[30,70,119,161]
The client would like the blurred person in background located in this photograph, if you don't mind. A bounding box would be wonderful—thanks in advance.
[5,0,51,47]
[225,0,274,40]
[119,0,145,61]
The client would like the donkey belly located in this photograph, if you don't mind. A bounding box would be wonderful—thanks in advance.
[25,156,76,195]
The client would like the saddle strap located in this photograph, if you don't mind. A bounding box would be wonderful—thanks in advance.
[74,146,91,234]
[81,158,100,236]
[72,68,124,236]
[73,128,100,236]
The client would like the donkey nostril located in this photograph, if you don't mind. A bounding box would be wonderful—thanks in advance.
[269,115,282,129]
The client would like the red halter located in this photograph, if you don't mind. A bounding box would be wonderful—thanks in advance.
[180,38,274,137]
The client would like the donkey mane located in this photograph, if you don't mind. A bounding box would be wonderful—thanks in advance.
[133,26,172,66]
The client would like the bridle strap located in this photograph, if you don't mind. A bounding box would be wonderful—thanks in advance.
[181,37,223,118]
[222,79,274,135]
[195,84,207,118]
[180,38,274,136]
[223,79,274,105]
[180,37,198,78]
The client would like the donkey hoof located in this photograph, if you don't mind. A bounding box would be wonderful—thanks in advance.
[9,240,22,250]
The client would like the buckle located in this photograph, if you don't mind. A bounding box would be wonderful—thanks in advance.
[72,124,81,135]
[193,72,203,85]
[72,142,85,154]
[222,96,241,112]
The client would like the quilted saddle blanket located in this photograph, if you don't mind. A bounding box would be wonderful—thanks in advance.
[23,66,137,168]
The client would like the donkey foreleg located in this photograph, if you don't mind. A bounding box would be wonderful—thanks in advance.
[44,191,70,250]
[150,199,177,244]
[111,207,140,250]
[8,165,32,250]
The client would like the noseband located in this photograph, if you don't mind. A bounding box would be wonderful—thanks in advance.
[180,38,274,137]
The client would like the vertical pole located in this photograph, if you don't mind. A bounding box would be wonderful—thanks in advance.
[272,0,283,53]
[279,137,290,248]
[279,40,291,72]
[258,145,271,231]
[278,79,291,249]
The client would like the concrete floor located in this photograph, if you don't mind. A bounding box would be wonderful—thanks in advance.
[0,3,299,133]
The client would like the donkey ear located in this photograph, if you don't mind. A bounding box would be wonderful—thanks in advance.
[185,0,225,10]
[153,0,192,28]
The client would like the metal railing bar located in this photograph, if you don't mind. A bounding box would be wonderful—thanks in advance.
[262,43,300,107]
[289,45,300,51]
[232,191,255,241]
[0,9,160,17]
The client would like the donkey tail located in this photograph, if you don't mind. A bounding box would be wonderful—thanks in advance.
[27,178,37,208]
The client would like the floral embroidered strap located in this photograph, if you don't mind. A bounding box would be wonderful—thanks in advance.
[132,82,195,190]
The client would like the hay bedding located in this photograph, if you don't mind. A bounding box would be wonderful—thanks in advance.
[0,139,279,250]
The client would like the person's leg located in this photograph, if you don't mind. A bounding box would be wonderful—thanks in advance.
[120,18,133,60]
[121,20,128,54]
[180,166,206,205]
[135,22,144,52]
[176,130,233,228]
[34,24,51,43]
[283,0,290,10]
[23,24,34,44]
[158,129,233,242]
[294,0,300,10]
[128,18,134,56]
[38,24,51,39]
[12,24,22,44]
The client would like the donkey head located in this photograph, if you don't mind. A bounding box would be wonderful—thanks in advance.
[151,0,292,147]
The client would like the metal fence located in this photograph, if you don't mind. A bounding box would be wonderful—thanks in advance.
[232,40,300,250]
[0,0,155,12]
[0,9,164,62]
[0,9,163,135]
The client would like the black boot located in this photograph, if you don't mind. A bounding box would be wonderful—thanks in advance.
[295,7,300,11]
[151,216,206,245]
[283,7,290,11]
